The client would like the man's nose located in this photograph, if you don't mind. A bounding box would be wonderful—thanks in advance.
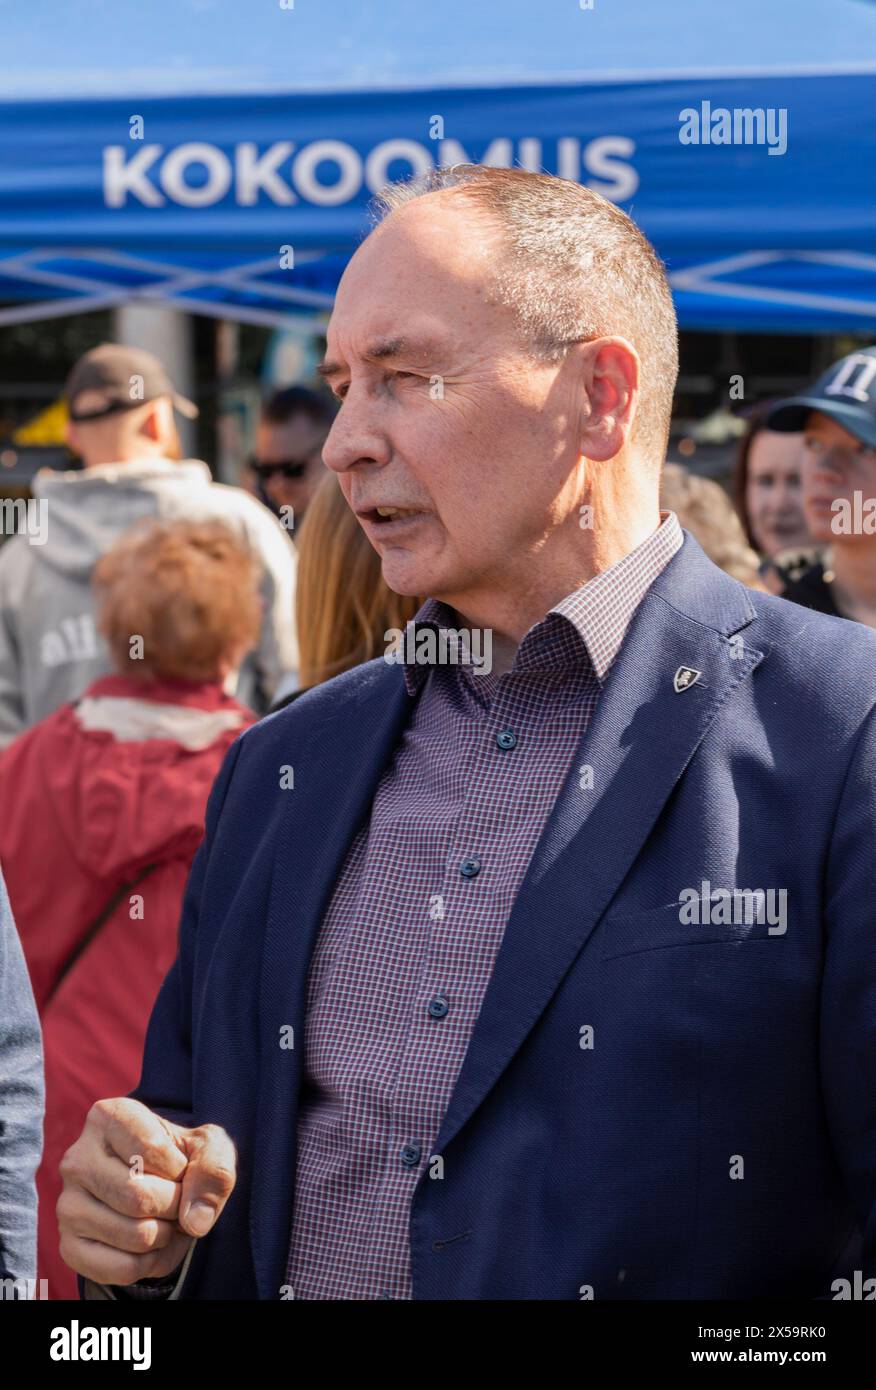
[321,395,389,475]
[811,446,847,480]
[774,481,799,508]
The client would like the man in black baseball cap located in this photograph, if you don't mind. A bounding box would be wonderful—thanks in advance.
[767,346,876,628]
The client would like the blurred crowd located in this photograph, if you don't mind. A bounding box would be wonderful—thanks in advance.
[1,334,874,1294]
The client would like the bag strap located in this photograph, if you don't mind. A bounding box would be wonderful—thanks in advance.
[45,862,160,1009]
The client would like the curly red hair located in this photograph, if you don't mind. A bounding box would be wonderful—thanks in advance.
[92,519,262,683]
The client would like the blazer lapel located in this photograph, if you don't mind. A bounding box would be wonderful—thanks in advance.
[434,537,767,1155]
[249,664,413,1299]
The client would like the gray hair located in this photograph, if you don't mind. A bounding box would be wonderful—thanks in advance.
[370,165,678,464]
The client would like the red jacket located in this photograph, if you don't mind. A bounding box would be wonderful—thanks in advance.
[0,674,253,1298]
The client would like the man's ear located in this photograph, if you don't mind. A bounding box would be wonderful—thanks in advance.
[140,401,162,442]
[64,419,81,455]
[578,337,639,463]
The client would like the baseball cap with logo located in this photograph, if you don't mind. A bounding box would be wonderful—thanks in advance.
[64,343,199,423]
[767,346,876,449]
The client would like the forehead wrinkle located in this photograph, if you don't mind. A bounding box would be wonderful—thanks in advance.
[318,333,446,379]
[365,335,445,365]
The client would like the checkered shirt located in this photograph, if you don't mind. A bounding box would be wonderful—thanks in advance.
[285,513,683,1299]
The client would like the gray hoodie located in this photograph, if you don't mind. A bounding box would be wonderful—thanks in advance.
[0,867,42,1289]
[0,458,298,747]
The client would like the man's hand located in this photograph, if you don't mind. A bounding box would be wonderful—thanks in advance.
[57,1097,237,1286]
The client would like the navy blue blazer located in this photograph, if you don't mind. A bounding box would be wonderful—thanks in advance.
[120,533,876,1298]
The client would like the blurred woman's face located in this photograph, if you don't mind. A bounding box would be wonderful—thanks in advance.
[745,430,811,558]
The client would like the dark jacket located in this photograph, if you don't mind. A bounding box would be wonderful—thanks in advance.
[88,534,876,1298]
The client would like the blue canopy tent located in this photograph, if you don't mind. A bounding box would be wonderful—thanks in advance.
[0,0,874,333]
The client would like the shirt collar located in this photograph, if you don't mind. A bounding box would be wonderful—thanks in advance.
[548,510,683,680]
[401,511,684,695]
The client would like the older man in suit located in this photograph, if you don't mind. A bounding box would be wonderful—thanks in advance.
[58,165,876,1301]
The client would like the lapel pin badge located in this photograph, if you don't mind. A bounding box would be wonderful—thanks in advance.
[673,665,703,693]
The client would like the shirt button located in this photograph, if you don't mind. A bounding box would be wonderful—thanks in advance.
[459,857,481,878]
[427,994,449,1019]
[495,728,517,750]
[400,1143,421,1167]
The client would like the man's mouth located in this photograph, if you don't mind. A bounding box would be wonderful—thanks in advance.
[359,505,426,525]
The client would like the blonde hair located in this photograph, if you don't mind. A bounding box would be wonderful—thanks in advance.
[661,464,764,587]
[295,473,422,689]
[372,165,679,464]
[93,519,262,682]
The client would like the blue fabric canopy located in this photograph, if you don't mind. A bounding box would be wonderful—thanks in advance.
[1,0,874,333]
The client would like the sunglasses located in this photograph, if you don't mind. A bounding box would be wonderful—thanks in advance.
[250,457,310,481]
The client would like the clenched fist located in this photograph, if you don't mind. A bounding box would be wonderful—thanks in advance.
[57,1097,237,1288]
